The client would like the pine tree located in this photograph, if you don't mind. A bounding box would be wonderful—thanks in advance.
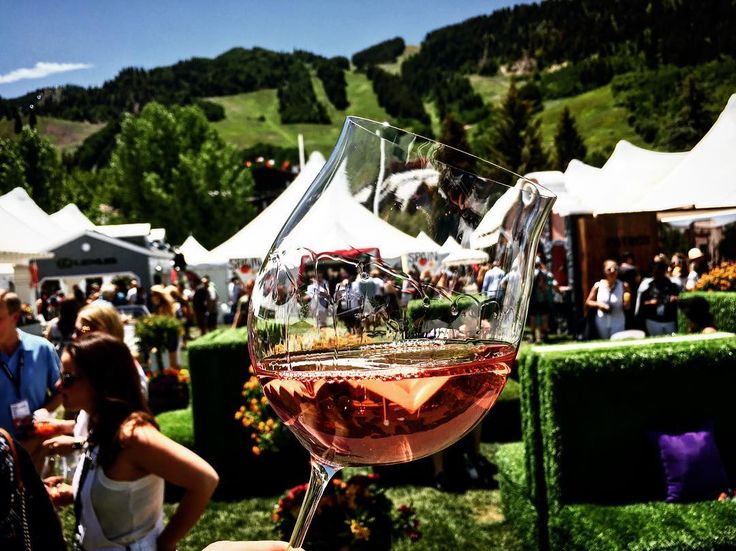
[477,81,528,182]
[553,107,587,170]
[659,75,712,151]
[13,110,22,134]
[29,109,37,129]
[437,114,474,172]
[520,118,549,175]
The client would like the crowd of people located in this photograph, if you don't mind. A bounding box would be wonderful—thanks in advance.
[581,247,713,341]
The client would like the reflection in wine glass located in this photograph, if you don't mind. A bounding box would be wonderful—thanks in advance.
[248,117,555,549]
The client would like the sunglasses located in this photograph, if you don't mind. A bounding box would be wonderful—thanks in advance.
[61,373,81,389]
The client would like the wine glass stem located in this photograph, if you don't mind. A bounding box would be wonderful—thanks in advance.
[287,457,341,550]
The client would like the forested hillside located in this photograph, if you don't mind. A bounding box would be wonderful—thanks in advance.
[1,0,734,247]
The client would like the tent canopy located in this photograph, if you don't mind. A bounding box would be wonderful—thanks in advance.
[179,235,226,266]
[526,94,736,216]
[634,93,736,211]
[50,203,95,232]
[211,152,327,262]
[441,248,489,266]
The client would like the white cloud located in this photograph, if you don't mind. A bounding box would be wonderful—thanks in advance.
[0,62,94,85]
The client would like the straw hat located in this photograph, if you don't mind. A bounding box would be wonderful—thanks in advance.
[688,247,704,261]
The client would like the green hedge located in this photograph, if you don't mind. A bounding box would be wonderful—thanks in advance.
[677,291,736,333]
[188,328,309,498]
[496,442,540,551]
[482,378,522,443]
[515,333,736,550]
[551,501,736,551]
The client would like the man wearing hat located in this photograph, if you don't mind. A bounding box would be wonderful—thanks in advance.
[685,247,705,291]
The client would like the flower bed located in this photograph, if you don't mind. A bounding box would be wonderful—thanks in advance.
[274,473,421,550]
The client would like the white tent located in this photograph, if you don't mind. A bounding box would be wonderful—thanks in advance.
[441,248,489,266]
[278,162,423,259]
[438,236,462,254]
[524,170,591,217]
[50,203,95,232]
[179,235,225,266]
[634,93,736,212]
[562,141,687,216]
[414,231,440,252]
[211,151,327,262]
[0,188,72,242]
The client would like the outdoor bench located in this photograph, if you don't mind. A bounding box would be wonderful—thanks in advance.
[497,332,736,550]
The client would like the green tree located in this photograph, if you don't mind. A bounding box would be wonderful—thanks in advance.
[28,109,37,129]
[106,102,256,248]
[476,82,550,182]
[659,75,712,151]
[15,128,64,212]
[437,114,475,172]
[553,107,587,170]
[13,111,22,134]
[520,118,549,175]
[0,137,26,193]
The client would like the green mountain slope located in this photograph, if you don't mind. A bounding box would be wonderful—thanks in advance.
[0,116,104,153]
[209,71,390,154]
[538,84,643,155]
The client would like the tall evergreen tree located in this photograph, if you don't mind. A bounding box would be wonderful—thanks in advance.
[659,75,712,151]
[520,118,549,175]
[553,107,587,170]
[437,114,474,172]
[28,109,37,129]
[477,81,550,181]
[13,110,22,134]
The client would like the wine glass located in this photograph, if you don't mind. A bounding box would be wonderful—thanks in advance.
[248,116,555,549]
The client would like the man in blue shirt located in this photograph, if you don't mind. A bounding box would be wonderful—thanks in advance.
[0,289,61,440]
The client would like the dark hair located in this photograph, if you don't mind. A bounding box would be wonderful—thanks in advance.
[58,299,80,339]
[678,296,716,331]
[64,333,156,469]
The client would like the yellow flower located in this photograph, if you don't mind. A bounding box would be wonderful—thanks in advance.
[350,519,371,541]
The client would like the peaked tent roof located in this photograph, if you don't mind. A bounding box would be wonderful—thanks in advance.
[179,235,226,266]
[50,203,95,232]
[211,151,327,261]
[415,231,440,252]
[0,188,72,243]
[563,141,687,215]
[634,93,736,211]
[278,162,423,259]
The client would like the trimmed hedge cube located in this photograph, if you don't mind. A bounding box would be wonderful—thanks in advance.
[512,333,736,550]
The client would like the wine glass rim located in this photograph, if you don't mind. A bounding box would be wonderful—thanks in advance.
[345,115,556,199]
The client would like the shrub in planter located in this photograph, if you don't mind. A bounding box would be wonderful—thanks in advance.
[135,314,183,370]
[274,474,421,550]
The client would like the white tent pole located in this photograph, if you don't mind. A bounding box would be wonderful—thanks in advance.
[298,134,305,171]
[373,130,385,216]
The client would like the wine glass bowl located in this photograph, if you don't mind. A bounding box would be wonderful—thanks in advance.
[248,116,555,548]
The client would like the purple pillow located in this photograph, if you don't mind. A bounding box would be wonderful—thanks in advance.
[653,428,730,503]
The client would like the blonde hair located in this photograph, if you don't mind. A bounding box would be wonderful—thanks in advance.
[78,303,125,341]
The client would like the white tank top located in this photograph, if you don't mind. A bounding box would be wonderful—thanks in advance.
[90,468,164,545]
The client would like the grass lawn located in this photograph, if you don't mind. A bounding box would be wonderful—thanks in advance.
[58,440,521,550]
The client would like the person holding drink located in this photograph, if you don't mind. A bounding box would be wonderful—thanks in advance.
[0,289,64,467]
[585,259,631,340]
[48,333,218,551]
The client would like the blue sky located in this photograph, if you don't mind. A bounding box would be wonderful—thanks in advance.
[0,0,529,99]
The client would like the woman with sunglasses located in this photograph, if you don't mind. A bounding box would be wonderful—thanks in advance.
[40,303,149,456]
[49,333,218,551]
[585,259,631,340]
